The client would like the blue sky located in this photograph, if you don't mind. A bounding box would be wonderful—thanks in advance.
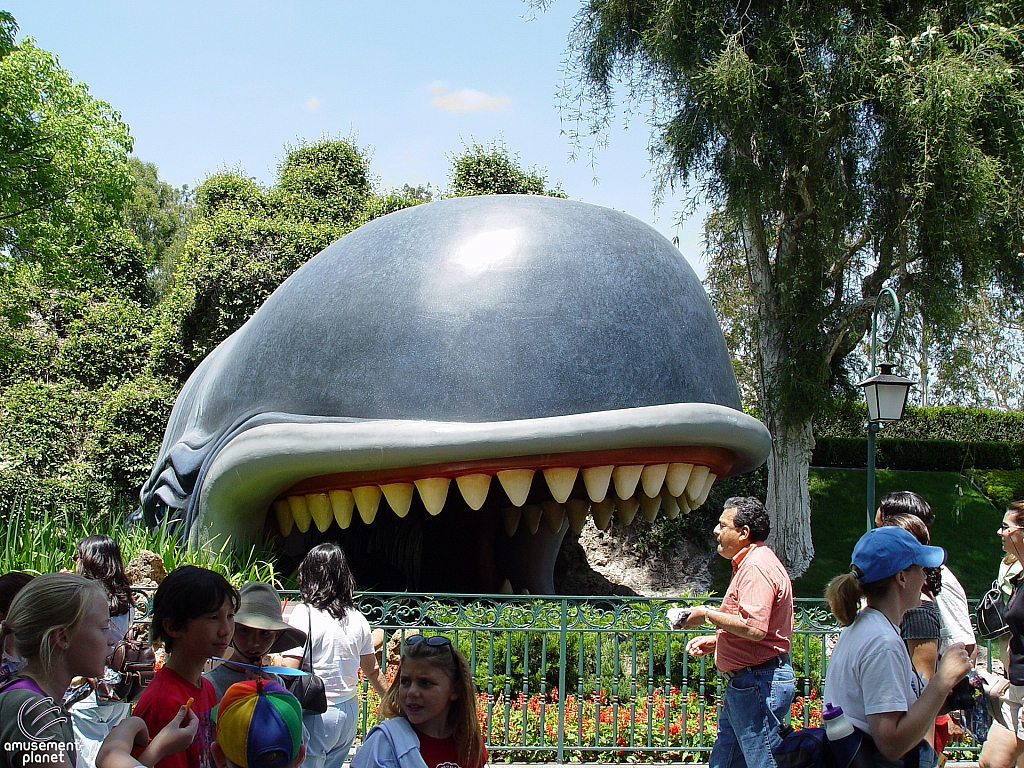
[6,1,707,276]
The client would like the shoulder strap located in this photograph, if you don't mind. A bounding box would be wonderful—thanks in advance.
[304,604,315,675]
[0,675,47,697]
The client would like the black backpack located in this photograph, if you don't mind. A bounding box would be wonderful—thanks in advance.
[773,727,840,768]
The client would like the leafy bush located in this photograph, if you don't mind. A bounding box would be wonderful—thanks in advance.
[813,437,1024,471]
[88,374,177,499]
[816,400,1024,442]
[968,469,1024,507]
[54,296,154,388]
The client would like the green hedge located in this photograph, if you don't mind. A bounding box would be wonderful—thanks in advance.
[812,437,1024,471]
[816,401,1024,442]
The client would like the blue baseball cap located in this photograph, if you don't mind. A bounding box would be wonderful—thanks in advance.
[852,526,945,584]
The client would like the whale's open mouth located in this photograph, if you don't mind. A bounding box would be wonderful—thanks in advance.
[188,402,770,593]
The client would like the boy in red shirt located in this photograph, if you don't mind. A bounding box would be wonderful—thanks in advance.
[135,566,239,768]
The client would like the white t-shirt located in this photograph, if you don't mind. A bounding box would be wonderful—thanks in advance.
[284,603,374,704]
[934,565,975,654]
[824,607,925,734]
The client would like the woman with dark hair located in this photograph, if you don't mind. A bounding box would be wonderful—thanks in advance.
[70,535,135,768]
[979,501,1024,768]
[876,491,976,659]
[283,543,388,768]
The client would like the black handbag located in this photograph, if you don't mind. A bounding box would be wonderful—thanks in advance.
[285,606,328,715]
[977,579,1011,640]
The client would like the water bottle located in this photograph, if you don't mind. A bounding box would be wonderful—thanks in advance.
[823,703,865,766]
[823,703,855,740]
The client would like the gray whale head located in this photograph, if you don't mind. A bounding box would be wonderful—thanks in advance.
[141,195,769,593]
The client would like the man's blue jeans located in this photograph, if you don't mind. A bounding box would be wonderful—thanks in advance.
[709,662,795,768]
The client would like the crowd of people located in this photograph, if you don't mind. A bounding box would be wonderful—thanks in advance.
[0,542,485,768]
[0,491,1019,768]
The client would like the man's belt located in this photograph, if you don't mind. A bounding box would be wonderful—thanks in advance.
[722,653,790,681]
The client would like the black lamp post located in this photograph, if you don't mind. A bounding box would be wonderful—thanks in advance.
[858,287,916,531]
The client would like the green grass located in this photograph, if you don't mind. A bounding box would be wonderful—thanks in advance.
[793,469,1003,599]
[1,500,291,588]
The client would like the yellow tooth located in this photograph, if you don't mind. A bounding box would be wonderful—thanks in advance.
[615,496,640,525]
[612,465,643,499]
[582,465,614,502]
[639,493,661,522]
[685,466,711,506]
[497,469,534,507]
[306,493,333,532]
[640,464,668,498]
[288,495,312,533]
[415,477,450,516]
[522,505,542,534]
[661,490,681,520]
[381,483,414,518]
[329,490,354,529]
[499,578,514,594]
[542,467,578,504]
[542,501,565,534]
[455,474,491,510]
[666,463,694,497]
[353,486,382,524]
[273,500,294,537]
[677,494,692,516]
[565,499,590,534]
[693,472,717,509]
[592,498,615,529]
[502,506,522,537]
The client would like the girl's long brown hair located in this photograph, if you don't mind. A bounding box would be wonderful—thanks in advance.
[76,534,132,617]
[381,637,483,768]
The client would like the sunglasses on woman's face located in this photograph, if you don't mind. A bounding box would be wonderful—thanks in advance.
[404,634,452,649]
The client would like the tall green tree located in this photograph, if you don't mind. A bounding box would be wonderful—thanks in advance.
[124,157,190,298]
[0,14,133,266]
[547,0,1024,572]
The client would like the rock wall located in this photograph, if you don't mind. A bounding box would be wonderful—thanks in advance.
[554,520,714,597]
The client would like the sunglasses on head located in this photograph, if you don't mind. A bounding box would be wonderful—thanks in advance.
[404,634,452,649]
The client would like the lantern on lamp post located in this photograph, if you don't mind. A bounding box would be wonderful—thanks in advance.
[858,286,916,532]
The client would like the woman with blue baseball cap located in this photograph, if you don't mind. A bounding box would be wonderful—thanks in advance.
[824,526,971,766]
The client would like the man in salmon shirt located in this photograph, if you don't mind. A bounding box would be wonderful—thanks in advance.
[681,497,795,768]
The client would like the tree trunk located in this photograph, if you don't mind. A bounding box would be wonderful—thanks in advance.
[741,203,816,577]
[764,416,815,577]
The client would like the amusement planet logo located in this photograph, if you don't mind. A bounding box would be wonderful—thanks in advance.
[4,695,76,765]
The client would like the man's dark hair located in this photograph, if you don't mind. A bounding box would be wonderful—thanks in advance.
[724,496,770,542]
[878,490,935,529]
[150,565,238,651]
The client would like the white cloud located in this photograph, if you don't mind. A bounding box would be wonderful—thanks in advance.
[306,98,319,110]
[430,87,508,113]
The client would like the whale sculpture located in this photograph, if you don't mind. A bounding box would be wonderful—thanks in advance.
[140,195,770,593]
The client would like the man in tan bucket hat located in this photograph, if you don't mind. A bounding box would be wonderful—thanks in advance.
[204,582,308,699]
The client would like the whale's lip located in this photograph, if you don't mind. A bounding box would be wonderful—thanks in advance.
[192,402,770,547]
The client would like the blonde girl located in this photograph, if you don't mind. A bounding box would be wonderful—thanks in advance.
[353,634,486,768]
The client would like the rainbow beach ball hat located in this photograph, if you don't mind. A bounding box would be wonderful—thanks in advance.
[215,679,303,768]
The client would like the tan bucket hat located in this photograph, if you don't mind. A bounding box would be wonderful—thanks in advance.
[235,582,307,653]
